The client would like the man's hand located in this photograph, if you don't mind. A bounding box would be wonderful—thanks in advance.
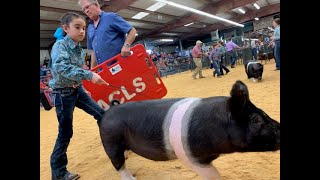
[121,46,131,57]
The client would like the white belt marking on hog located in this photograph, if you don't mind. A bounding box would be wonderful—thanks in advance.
[246,61,259,74]
[168,98,222,180]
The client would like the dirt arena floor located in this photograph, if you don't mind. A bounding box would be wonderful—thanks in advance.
[40,61,280,180]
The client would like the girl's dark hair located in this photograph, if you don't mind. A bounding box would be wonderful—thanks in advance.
[60,12,86,36]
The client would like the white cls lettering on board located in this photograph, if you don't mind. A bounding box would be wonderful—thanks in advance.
[97,77,146,110]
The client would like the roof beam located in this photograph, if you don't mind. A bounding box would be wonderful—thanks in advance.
[124,18,166,26]
[40,19,60,24]
[40,5,85,16]
[180,3,280,40]
[101,0,138,12]
[40,30,56,33]
[135,0,257,41]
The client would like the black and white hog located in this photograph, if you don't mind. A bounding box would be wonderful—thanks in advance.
[98,80,280,180]
[244,60,264,82]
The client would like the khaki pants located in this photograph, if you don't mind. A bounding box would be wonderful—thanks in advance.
[192,58,203,77]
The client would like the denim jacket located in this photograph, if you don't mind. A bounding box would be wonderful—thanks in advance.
[49,35,92,89]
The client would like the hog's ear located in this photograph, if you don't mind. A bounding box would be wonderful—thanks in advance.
[228,80,250,117]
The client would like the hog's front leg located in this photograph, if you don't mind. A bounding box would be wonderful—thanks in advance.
[119,166,136,180]
[190,163,221,180]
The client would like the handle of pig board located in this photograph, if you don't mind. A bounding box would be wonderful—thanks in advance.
[90,51,134,74]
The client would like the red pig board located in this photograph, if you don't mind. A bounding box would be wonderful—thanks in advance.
[83,44,167,110]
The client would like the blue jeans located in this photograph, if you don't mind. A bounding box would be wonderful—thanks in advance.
[50,86,105,178]
[228,50,237,66]
[274,40,280,69]
[220,56,230,74]
[252,48,257,60]
[212,60,221,76]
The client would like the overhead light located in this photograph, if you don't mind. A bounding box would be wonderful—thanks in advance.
[161,32,181,36]
[156,0,244,27]
[146,2,166,11]
[255,17,259,20]
[238,8,246,14]
[184,22,194,27]
[253,3,260,9]
[132,12,149,19]
[160,39,173,42]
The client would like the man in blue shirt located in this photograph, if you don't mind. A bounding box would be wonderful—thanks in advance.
[272,18,280,70]
[78,0,137,68]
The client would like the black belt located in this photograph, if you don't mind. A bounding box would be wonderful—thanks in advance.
[52,86,80,94]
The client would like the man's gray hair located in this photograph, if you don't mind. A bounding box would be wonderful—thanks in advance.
[78,0,100,7]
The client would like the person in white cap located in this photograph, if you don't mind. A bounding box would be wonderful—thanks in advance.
[191,40,206,79]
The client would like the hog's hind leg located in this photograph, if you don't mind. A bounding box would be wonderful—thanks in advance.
[190,163,221,180]
[105,143,136,180]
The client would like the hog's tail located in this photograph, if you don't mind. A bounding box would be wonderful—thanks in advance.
[110,99,121,106]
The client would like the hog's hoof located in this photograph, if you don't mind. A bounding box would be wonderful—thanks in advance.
[252,78,258,83]
[122,176,136,180]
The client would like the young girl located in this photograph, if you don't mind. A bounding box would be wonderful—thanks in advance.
[49,12,108,180]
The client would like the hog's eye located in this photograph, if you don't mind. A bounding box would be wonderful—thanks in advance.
[251,114,262,124]
[252,118,259,123]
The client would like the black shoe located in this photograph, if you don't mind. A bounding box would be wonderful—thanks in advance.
[213,71,216,77]
[53,172,80,180]
[199,76,206,78]
[225,70,230,74]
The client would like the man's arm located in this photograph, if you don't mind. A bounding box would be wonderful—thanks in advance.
[90,52,97,68]
[121,27,137,56]
[125,27,137,46]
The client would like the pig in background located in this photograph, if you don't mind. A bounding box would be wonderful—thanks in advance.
[244,60,264,83]
[98,80,280,180]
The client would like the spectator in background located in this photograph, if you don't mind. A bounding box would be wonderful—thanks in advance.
[78,0,137,68]
[43,57,49,66]
[40,64,48,76]
[218,40,230,75]
[191,40,206,79]
[226,37,240,68]
[85,53,91,69]
[251,40,257,60]
[272,18,280,70]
